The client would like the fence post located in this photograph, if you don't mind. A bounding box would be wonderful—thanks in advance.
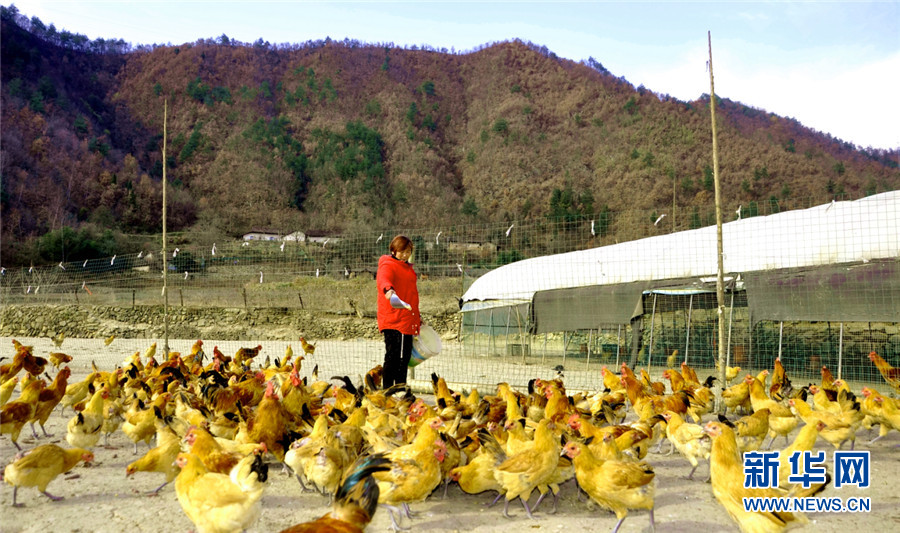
[298,293,304,309]
[180,289,184,307]
[132,289,135,308]
[242,288,248,308]
[74,288,79,304]
[837,322,844,380]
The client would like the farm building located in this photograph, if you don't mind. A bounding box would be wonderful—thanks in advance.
[459,192,900,388]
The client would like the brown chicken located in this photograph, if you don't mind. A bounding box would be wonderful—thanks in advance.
[704,420,829,533]
[28,366,71,438]
[246,380,291,461]
[234,344,263,367]
[48,352,73,369]
[562,439,655,533]
[3,443,93,506]
[867,351,900,393]
[278,453,391,533]
[1,378,46,450]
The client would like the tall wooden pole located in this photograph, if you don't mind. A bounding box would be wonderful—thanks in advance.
[709,32,727,407]
[162,99,170,356]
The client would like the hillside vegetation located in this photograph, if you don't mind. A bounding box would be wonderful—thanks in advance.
[1,5,897,266]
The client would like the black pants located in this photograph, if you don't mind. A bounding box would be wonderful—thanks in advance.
[382,329,413,388]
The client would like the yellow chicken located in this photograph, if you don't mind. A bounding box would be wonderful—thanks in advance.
[65,385,107,449]
[174,446,269,533]
[491,417,561,519]
[661,410,711,480]
[562,439,656,533]
[3,443,93,506]
[126,418,182,493]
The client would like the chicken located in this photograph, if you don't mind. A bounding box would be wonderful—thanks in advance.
[374,417,446,530]
[300,336,317,356]
[746,374,798,448]
[601,366,624,392]
[661,410,710,480]
[721,379,751,415]
[0,346,29,382]
[666,349,680,369]
[775,420,823,489]
[1,378,46,450]
[183,425,245,474]
[562,439,655,533]
[48,352,73,369]
[867,351,900,393]
[246,380,291,461]
[126,418,182,493]
[1,376,19,407]
[278,453,392,533]
[860,387,897,442]
[491,418,560,519]
[4,444,93,507]
[65,385,107,449]
[789,397,861,450]
[725,408,770,453]
[122,394,170,454]
[59,370,99,415]
[234,344,263,367]
[704,420,829,533]
[449,430,504,497]
[50,331,65,348]
[174,445,269,533]
[104,334,116,346]
[820,365,836,392]
[28,366,71,438]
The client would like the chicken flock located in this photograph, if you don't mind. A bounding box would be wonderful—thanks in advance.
[1,338,899,533]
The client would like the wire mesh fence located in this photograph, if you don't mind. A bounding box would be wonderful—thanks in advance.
[1,192,898,396]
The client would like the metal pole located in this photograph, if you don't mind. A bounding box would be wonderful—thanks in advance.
[616,324,622,367]
[726,291,735,368]
[709,32,727,402]
[647,293,658,372]
[586,329,593,369]
[778,321,784,361]
[837,322,844,380]
[162,99,169,357]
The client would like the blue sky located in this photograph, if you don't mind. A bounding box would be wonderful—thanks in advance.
[13,1,900,150]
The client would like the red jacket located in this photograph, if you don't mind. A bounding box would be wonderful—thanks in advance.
[376,254,420,335]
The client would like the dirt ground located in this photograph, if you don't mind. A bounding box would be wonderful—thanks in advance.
[1,337,899,533]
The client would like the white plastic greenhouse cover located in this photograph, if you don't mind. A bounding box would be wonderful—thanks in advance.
[461,191,900,310]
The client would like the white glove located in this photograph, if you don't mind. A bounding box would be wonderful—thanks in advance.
[389,294,412,310]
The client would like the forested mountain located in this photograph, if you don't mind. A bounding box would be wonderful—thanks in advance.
[1,5,897,266]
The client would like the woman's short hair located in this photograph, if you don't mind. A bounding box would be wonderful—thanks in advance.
[389,235,413,256]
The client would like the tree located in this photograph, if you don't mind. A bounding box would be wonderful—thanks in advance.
[461,198,479,217]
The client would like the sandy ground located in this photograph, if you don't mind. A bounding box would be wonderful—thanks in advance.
[1,337,899,533]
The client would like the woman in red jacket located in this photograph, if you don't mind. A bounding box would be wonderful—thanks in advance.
[376,235,421,388]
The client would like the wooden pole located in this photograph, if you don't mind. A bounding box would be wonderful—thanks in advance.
[709,32,727,409]
[162,99,170,356]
